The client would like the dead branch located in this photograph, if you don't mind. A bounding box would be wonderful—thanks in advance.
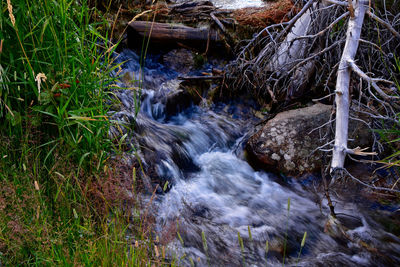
[210,12,226,34]
[293,11,350,41]
[358,39,388,56]
[313,92,336,102]
[325,0,348,7]
[288,40,344,74]
[367,10,400,40]
[344,146,377,156]
[348,59,398,101]
[227,0,400,196]
[331,0,367,172]
[310,140,335,156]
[237,0,313,59]
[128,21,221,48]
[177,75,224,81]
[278,0,315,39]
[309,118,336,135]
[332,168,400,194]
[228,0,350,102]
[266,0,317,70]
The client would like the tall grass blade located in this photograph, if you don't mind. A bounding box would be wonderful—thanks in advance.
[296,231,307,266]
[237,231,246,267]
[282,197,291,266]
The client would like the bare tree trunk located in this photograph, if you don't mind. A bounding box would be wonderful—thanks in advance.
[266,1,314,71]
[331,0,367,172]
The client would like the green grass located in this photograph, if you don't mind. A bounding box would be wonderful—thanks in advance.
[0,151,160,265]
[376,55,400,170]
[1,0,119,166]
[0,0,169,265]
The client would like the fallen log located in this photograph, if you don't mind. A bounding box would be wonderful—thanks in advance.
[127,21,222,50]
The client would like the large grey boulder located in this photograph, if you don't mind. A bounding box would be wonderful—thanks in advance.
[246,103,371,176]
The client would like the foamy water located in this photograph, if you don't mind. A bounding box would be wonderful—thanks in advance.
[111,48,400,266]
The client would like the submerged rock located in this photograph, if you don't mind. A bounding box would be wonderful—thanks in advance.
[246,103,372,176]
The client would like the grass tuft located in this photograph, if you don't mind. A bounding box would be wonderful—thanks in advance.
[0,0,164,265]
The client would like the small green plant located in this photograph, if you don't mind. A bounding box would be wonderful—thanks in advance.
[296,231,307,266]
[194,53,206,69]
[282,197,291,266]
[201,230,211,266]
[202,231,208,253]
[376,55,400,173]
[237,231,246,267]
[189,256,195,267]
[248,225,253,242]
[177,221,185,246]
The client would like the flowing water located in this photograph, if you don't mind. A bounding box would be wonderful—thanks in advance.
[111,48,400,266]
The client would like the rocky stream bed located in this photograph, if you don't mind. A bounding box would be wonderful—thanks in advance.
[105,0,400,266]
[106,46,400,266]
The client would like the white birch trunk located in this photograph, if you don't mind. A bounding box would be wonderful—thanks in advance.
[331,0,367,172]
[267,0,331,72]
[267,8,312,71]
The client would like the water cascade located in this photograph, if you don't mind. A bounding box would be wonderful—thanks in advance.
[110,48,400,266]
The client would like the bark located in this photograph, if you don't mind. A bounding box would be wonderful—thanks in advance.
[267,7,312,71]
[331,0,367,172]
[127,21,221,48]
[286,59,316,100]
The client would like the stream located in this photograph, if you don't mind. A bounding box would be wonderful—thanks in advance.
[111,47,400,266]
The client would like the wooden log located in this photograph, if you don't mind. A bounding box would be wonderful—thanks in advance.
[127,21,221,49]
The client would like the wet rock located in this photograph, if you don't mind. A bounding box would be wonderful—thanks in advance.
[152,79,202,116]
[162,49,195,74]
[164,88,195,116]
[246,103,372,176]
[155,79,211,117]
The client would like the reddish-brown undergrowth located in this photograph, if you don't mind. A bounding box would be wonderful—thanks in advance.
[234,0,295,28]
[82,159,137,217]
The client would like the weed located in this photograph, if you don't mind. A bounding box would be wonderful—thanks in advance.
[237,231,246,267]
[282,197,291,266]
[296,231,307,266]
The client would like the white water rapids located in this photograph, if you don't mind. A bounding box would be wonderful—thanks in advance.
[110,48,400,266]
